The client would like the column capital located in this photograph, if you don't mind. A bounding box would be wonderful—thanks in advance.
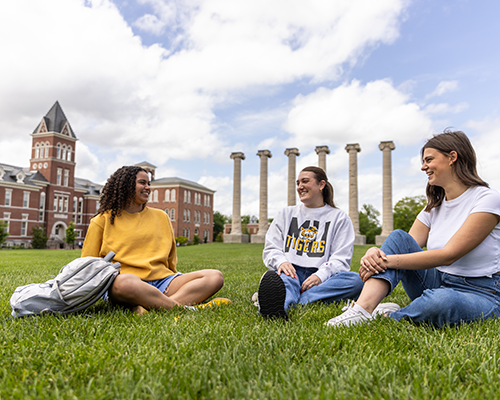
[230,151,245,160]
[345,143,361,153]
[315,145,330,155]
[284,148,300,157]
[256,150,272,158]
[379,141,396,151]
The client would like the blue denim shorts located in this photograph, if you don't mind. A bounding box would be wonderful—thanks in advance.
[102,272,183,301]
[147,273,183,294]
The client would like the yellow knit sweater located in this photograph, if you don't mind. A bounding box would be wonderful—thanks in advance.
[82,207,178,281]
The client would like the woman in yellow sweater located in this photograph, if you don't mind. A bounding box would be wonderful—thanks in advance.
[82,166,229,313]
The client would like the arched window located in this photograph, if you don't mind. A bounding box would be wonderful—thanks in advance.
[170,209,175,221]
[67,146,72,161]
[45,142,49,158]
[153,190,158,203]
[171,189,176,202]
[187,209,191,222]
[56,143,61,159]
[62,145,67,161]
[165,189,170,202]
[35,143,40,158]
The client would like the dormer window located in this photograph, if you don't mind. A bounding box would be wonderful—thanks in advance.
[0,166,5,180]
[16,171,26,183]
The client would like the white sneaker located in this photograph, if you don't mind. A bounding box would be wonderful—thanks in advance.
[251,292,259,307]
[372,302,400,317]
[325,302,373,327]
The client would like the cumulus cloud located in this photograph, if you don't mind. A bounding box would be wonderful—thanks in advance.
[284,79,434,152]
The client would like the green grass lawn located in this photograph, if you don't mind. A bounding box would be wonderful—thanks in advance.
[1,244,500,399]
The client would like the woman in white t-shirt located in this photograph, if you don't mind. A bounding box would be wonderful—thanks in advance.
[257,166,363,320]
[327,130,500,327]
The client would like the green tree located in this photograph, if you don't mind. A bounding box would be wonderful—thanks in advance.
[0,221,9,246]
[31,225,48,249]
[393,195,427,232]
[193,234,200,245]
[213,211,227,239]
[359,204,382,244]
[65,222,77,249]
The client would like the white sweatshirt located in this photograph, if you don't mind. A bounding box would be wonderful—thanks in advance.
[263,204,355,282]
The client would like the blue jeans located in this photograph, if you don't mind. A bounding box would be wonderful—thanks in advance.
[279,265,363,311]
[372,229,500,327]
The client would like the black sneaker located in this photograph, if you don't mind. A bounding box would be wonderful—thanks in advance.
[258,270,287,320]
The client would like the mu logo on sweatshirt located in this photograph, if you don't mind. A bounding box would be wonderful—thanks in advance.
[284,217,329,258]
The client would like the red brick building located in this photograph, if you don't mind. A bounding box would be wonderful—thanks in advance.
[0,102,215,247]
[0,102,100,248]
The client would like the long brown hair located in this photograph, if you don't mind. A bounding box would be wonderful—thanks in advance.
[97,166,148,224]
[422,130,488,211]
[300,166,336,208]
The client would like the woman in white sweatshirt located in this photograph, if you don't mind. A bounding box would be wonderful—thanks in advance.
[257,166,363,319]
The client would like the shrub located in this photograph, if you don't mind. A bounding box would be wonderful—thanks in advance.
[31,225,48,249]
[175,236,189,246]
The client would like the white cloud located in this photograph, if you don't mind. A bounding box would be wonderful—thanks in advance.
[426,80,459,99]
[134,13,167,35]
[424,102,468,115]
[466,118,500,190]
[284,79,434,151]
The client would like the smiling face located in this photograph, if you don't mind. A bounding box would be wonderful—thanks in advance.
[421,148,455,188]
[130,170,150,211]
[296,171,326,208]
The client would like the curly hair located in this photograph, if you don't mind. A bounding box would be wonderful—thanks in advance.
[422,130,488,212]
[300,166,336,208]
[97,166,148,224]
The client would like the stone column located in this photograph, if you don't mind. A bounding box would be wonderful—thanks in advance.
[315,145,330,172]
[345,143,366,245]
[224,152,249,243]
[284,148,300,206]
[251,150,272,243]
[376,141,396,245]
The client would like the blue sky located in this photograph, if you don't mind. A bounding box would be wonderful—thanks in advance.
[1,0,500,220]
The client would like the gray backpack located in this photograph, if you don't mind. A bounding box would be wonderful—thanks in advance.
[10,252,120,317]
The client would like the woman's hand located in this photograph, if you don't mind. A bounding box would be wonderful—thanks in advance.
[301,274,321,292]
[278,262,297,279]
[359,247,388,282]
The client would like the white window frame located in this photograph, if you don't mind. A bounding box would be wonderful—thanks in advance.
[23,192,30,208]
[64,169,69,187]
[21,214,28,236]
[57,168,62,185]
[3,213,10,233]
[5,189,12,206]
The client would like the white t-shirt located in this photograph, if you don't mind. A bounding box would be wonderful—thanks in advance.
[417,186,500,277]
[263,204,355,282]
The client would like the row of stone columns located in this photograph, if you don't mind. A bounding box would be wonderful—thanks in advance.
[224,141,395,245]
